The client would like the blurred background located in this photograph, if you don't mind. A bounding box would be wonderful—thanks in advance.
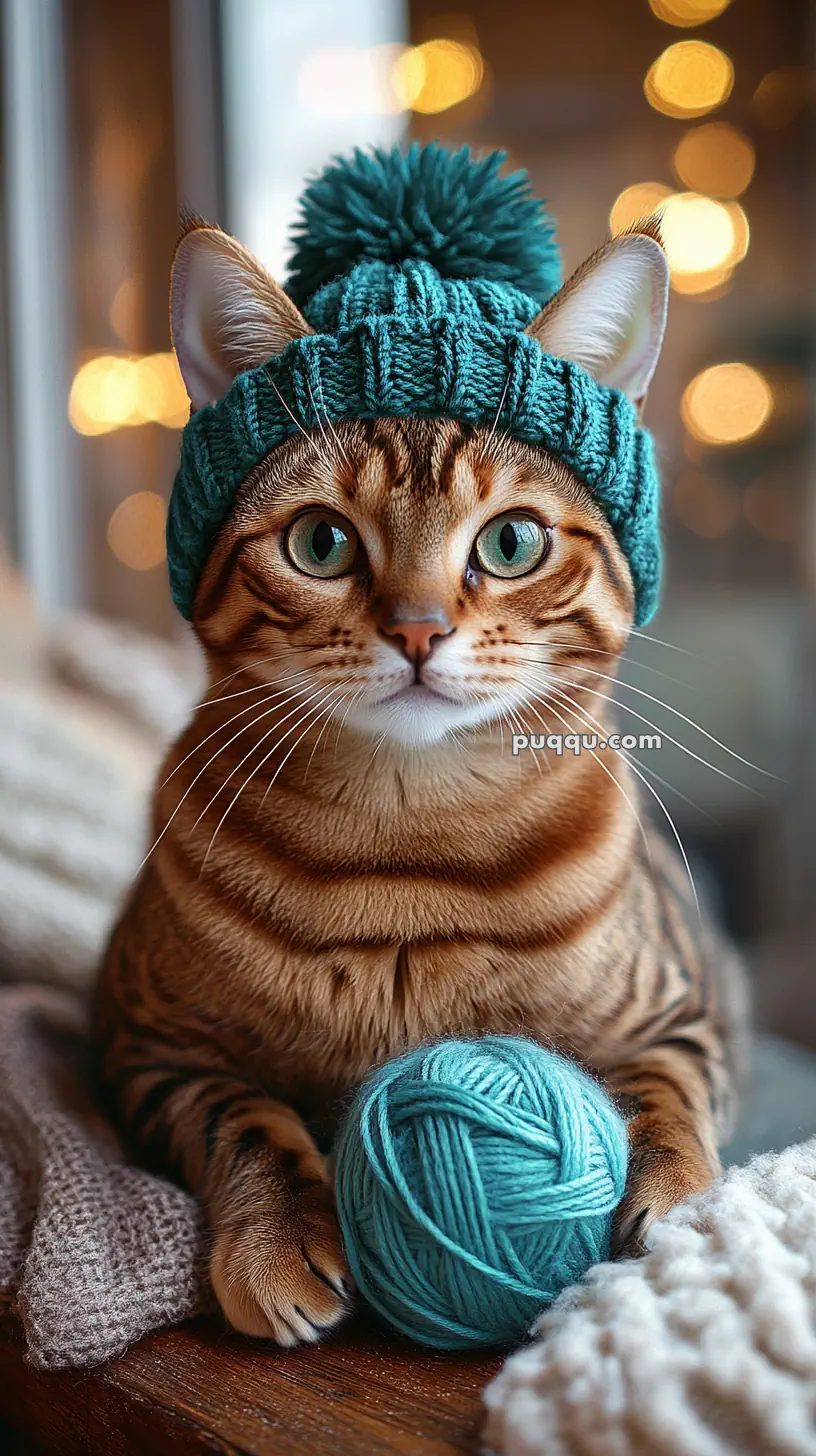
[0,0,813,1053]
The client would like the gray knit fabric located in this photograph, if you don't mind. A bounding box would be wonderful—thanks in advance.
[0,984,212,1368]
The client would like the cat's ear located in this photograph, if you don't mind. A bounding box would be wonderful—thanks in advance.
[170,220,312,410]
[525,228,669,410]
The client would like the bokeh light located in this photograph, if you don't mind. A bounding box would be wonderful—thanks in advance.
[106,491,167,571]
[673,471,739,538]
[753,67,813,130]
[672,122,755,198]
[661,193,734,273]
[392,39,484,113]
[609,187,748,295]
[648,0,731,25]
[645,41,734,119]
[137,354,191,429]
[670,262,734,297]
[682,363,774,446]
[664,199,746,295]
[723,200,750,264]
[69,353,189,435]
[298,40,484,117]
[609,181,674,236]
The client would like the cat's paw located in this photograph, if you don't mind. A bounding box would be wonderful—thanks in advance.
[210,1189,352,1346]
[612,1146,714,1257]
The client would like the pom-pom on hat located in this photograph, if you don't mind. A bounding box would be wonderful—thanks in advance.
[286,144,561,309]
[167,144,665,625]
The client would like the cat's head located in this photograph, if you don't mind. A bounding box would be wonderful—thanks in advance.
[171,222,667,749]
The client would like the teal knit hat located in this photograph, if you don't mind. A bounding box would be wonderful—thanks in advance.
[167,145,661,624]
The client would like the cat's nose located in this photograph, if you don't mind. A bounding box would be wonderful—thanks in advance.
[380,614,454,668]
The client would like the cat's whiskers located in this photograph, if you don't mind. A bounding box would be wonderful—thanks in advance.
[162,670,316,788]
[543,680,700,917]
[530,664,704,817]
[489,688,506,754]
[202,664,325,708]
[520,676,655,872]
[547,659,776,780]
[331,682,369,761]
[507,699,543,775]
[205,635,358,702]
[265,370,335,473]
[520,663,715,820]
[192,679,341,830]
[366,730,390,770]
[309,375,355,475]
[490,685,537,764]
[306,378,346,473]
[489,691,523,763]
[628,627,699,658]
[507,652,768,794]
[446,717,474,758]
[206,645,318,696]
[629,754,716,822]
[543,675,719,825]
[509,640,689,690]
[540,665,767,793]
[479,373,511,463]
[260,684,351,803]
[452,671,548,766]
[490,696,518,757]
[200,685,347,872]
[523,699,553,772]
[137,681,317,873]
[302,679,356,784]
[513,658,700,909]
[507,660,650,850]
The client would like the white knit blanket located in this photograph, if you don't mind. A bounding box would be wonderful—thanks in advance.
[0,613,198,989]
[483,1137,816,1456]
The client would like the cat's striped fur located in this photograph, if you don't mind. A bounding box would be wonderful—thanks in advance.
[95,417,747,1346]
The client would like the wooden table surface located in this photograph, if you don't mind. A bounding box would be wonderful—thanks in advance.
[0,1314,502,1455]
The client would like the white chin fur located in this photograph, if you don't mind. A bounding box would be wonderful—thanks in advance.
[345,690,501,748]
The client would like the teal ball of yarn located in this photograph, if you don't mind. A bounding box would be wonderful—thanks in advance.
[334,1036,629,1350]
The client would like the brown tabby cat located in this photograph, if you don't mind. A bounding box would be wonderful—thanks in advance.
[95,220,747,1347]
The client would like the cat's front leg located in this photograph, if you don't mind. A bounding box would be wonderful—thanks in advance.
[107,1056,351,1345]
[601,1027,727,1254]
[206,1092,352,1343]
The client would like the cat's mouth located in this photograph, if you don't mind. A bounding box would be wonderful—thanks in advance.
[375,682,458,708]
[347,674,503,746]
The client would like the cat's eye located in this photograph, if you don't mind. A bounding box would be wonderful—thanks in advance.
[473,513,549,579]
[285,511,359,579]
